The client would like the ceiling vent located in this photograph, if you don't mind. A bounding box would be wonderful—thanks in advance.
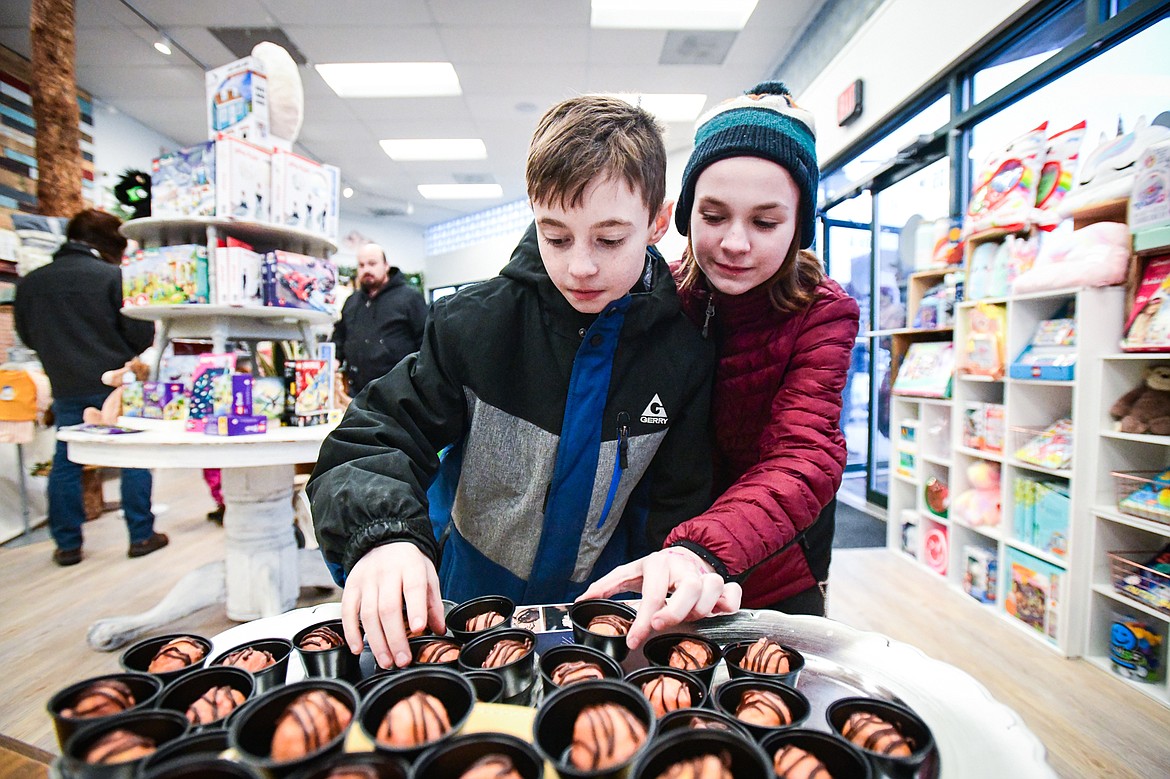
[208,27,308,64]
[369,201,415,218]
[659,30,737,65]
[452,173,496,185]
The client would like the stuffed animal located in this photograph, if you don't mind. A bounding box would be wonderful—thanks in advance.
[952,460,1001,527]
[82,358,149,425]
[1111,365,1170,436]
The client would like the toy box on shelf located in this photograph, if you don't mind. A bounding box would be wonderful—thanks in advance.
[142,382,187,420]
[185,353,237,432]
[892,341,955,398]
[1121,253,1170,352]
[151,136,271,223]
[962,402,1005,453]
[1109,544,1170,617]
[252,376,286,422]
[964,545,998,604]
[205,56,270,147]
[1113,470,1170,526]
[1012,419,1074,471]
[283,359,333,427]
[1005,547,1063,644]
[958,302,1007,379]
[270,150,341,243]
[213,237,265,307]
[122,244,210,306]
[1109,610,1167,684]
[1010,317,1077,380]
[1129,140,1170,234]
[266,250,338,314]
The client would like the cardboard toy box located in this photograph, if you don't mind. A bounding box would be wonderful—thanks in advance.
[283,359,332,427]
[270,150,341,242]
[251,376,285,422]
[185,354,237,432]
[205,56,270,147]
[213,237,265,307]
[267,250,337,314]
[143,382,188,420]
[204,414,268,436]
[1130,140,1170,233]
[964,545,998,604]
[151,137,271,223]
[1006,548,1063,644]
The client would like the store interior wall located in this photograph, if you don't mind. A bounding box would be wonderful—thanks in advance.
[89,98,178,211]
[801,0,1035,161]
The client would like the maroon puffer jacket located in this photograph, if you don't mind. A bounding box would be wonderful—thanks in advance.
[665,274,860,607]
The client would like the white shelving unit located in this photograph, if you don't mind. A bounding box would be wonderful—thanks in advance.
[1085,351,1170,708]
[888,284,1126,658]
[118,217,337,369]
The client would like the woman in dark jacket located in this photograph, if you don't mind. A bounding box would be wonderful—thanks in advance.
[583,82,860,647]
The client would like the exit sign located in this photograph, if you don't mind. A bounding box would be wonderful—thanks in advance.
[837,79,863,127]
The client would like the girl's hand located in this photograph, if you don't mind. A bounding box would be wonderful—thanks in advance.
[579,548,741,649]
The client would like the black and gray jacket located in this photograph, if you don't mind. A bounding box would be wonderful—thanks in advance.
[309,224,714,605]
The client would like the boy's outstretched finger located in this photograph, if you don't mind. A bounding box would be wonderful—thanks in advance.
[361,591,393,669]
[579,560,644,601]
[378,584,412,668]
[650,576,702,630]
[425,561,447,635]
[340,582,364,655]
[627,559,670,650]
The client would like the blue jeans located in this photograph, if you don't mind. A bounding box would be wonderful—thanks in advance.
[49,393,154,551]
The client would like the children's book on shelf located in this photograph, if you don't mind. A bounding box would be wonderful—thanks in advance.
[1014,418,1073,470]
[1006,548,1062,644]
[1009,317,1077,380]
[1031,481,1070,558]
[892,341,954,398]
[1121,254,1170,352]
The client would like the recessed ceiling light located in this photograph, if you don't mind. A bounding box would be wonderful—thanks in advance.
[342,187,354,198]
[315,62,462,98]
[600,93,708,123]
[591,0,758,30]
[153,39,172,56]
[380,139,487,161]
[417,184,503,200]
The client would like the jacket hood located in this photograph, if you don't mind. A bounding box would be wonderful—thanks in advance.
[501,221,685,337]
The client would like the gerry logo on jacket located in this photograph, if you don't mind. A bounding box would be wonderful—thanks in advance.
[640,394,668,425]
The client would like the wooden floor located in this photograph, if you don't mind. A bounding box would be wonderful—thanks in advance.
[1,472,1168,777]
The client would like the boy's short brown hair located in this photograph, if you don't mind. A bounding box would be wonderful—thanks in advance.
[526,95,666,224]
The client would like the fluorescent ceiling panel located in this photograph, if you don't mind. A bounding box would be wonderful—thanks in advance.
[418,184,503,200]
[315,62,462,98]
[601,93,708,123]
[380,139,487,161]
[591,0,758,30]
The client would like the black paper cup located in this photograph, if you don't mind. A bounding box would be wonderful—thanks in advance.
[140,755,263,778]
[762,728,874,779]
[447,595,516,643]
[210,638,293,694]
[119,633,212,686]
[138,728,230,775]
[358,666,475,762]
[629,726,770,779]
[458,628,537,699]
[826,697,935,779]
[412,731,544,779]
[642,633,722,688]
[285,750,409,779]
[656,707,753,742]
[721,638,805,687]
[540,644,624,696]
[624,666,707,717]
[63,708,189,779]
[227,678,358,778]
[48,671,163,750]
[293,620,361,682]
[156,666,255,729]
[409,636,463,669]
[712,678,811,742]
[568,600,637,662]
[355,671,399,702]
[532,679,656,779]
[464,670,505,703]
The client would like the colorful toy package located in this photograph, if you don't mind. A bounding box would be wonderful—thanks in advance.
[1006,548,1062,643]
[960,302,1007,379]
[1034,120,1087,228]
[284,358,332,426]
[1117,468,1170,524]
[1122,254,1170,352]
[1130,139,1170,233]
[251,376,286,422]
[1061,117,1170,218]
[891,341,954,398]
[143,382,188,420]
[268,251,337,314]
[185,353,237,432]
[205,55,270,147]
[119,382,145,417]
[1110,611,1166,683]
[1114,543,1170,616]
[965,123,1048,235]
[1014,418,1074,470]
[964,545,998,604]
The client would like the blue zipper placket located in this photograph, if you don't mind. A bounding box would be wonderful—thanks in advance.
[522,294,631,602]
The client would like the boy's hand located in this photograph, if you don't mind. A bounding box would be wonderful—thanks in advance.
[340,541,446,669]
[579,548,741,650]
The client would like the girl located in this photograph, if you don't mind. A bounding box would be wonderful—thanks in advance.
[583,82,860,647]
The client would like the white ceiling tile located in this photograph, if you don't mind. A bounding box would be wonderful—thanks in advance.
[262,0,434,28]
[440,24,589,65]
[428,0,587,27]
[79,64,204,100]
[74,0,145,30]
[145,1,275,28]
[586,29,669,66]
[164,27,238,69]
[76,26,172,67]
[283,25,447,65]
[457,63,589,96]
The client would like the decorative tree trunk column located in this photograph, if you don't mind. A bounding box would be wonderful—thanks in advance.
[29,0,83,218]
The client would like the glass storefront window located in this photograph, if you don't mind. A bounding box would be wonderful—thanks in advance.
[820,95,951,206]
[972,1,1086,102]
[970,17,1170,178]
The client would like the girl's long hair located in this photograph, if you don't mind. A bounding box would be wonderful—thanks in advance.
[676,223,825,315]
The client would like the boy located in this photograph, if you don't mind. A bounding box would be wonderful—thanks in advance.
[308,95,716,669]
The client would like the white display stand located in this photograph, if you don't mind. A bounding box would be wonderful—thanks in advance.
[57,418,337,651]
[118,216,338,368]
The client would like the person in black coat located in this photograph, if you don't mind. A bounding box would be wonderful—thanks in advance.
[331,244,427,395]
[14,209,168,566]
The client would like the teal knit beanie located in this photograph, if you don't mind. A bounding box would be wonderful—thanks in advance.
[676,81,818,248]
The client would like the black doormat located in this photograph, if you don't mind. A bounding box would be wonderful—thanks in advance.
[833,501,886,549]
